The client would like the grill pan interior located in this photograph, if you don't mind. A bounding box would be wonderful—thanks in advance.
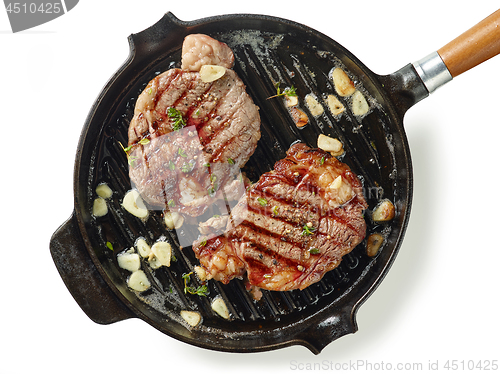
[73,13,412,353]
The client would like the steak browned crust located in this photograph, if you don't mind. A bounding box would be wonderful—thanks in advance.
[127,36,260,216]
[193,143,368,291]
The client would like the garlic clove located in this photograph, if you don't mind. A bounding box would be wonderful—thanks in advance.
[305,94,324,116]
[117,252,141,272]
[96,183,113,199]
[211,297,230,319]
[150,241,172,267]
[285,94,298,107]
[180,310,202,327]
[164,211,184,230]
[148,255,162,270]
[317,134,343,156]
[135,238,151,258]
[200,65,226,83]
[127,270,151,292]
[367,233,385,257]
[122,190,148,219]
[92,197,108,217]
[194,265,209,282]
[352,90,369,116]
[372,199,395,222]
[326,94,345,115]
[331,67,356,97]
[330,175,343,190]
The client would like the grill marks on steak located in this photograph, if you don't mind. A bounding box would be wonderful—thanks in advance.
[127,35,260,216]
[193,143,368,291]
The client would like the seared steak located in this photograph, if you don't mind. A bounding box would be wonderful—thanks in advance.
[127,35,260,216]
[193,143,368,291]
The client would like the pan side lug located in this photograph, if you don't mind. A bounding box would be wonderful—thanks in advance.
[50,212,135,325]
[295,307,357,354]
[127,12,187,65]
[379,64,429,120]
[129,12,184,49]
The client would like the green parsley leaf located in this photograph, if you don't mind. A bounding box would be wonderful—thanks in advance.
[302,224,315,236]
[128,155,138,167]
[309,248,320,254]
[267,82,298,100]
[227,157,235,165]
[182,272,209,297]
[181,161,195,173]
[106,241,114,251]
[167,107,187,131]
[257,197,268,206]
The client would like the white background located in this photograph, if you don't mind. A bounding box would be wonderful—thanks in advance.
[1,1,499,373]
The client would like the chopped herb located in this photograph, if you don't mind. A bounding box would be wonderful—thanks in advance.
[182,272,209,297]
[272,206,279,216]
[118,140,144,167]
[257,197,268,206]
[267,82,298,100]
[208,184,218,197]
[302,224,315,236]
[199,238,207,247]
[227,157,235,165]
[167,199,175,207]
[178,148,187,157]
[181,272,191,283]
[147,87,153,95]
[263,274,272,279]
[213,214,220,218]
[204,162,210,168]
[309,248,320,254]
[167,107,187,131]
[119,141,133,160]
[128,155,138,167]
[106,241,114,251]
[168,160,175,171]
[120,142,132,154]
[320,156,325,165]
[181,161,195,173]
[210,174,217,183]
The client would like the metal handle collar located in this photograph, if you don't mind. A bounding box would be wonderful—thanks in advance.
[413,51,453,94]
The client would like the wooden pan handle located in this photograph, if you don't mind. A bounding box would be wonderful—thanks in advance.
[438,9,500,77]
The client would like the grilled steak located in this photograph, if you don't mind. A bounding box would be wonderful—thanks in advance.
[193,143,368,291]
[127,34,260,216]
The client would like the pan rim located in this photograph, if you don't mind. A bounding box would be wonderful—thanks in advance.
[71,11,414,354]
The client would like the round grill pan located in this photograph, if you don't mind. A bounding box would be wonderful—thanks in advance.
[50,11,500,354]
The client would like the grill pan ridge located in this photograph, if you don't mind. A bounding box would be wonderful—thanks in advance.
[51,12,417,354]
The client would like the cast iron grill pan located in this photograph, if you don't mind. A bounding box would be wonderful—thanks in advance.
[51,12,433,354]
